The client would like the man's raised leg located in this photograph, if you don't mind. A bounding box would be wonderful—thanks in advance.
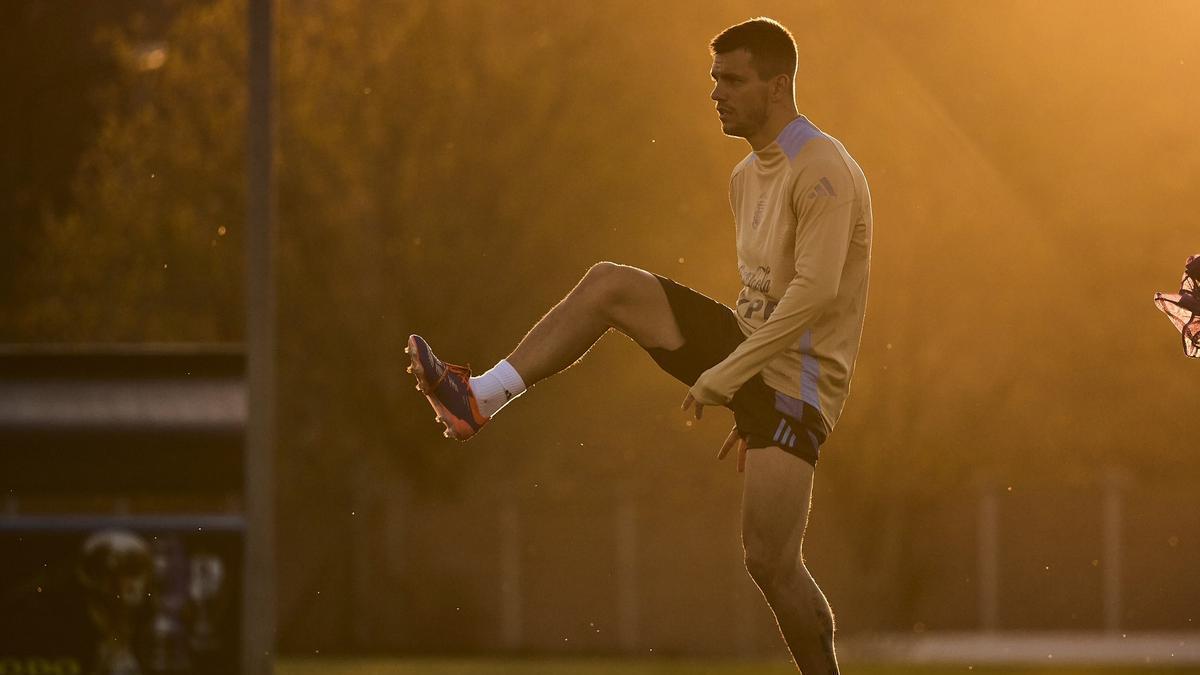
[408,261,685,439]
[741,446,839,675]
[505,261,685,386]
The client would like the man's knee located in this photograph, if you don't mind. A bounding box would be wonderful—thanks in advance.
[580,261,640,309]
[744,540,836,629]
[744,550,775,590]
[743,536,791,591]
[583,260,626,286]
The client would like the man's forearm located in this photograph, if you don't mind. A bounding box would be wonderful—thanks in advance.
[690,275,837,404]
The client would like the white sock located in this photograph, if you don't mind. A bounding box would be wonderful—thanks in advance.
[469,359,527,418]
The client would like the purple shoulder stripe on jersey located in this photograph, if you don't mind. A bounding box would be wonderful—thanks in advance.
[777,116,824,160]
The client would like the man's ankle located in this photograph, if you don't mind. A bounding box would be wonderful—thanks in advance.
[470,359,527,418]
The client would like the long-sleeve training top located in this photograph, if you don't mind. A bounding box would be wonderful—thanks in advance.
[690,115,872,434]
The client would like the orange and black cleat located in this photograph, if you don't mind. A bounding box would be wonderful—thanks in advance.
[405,334,490,440]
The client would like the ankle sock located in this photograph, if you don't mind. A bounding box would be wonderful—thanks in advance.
[469,359,527,418]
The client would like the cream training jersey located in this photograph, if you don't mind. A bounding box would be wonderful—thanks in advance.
[692,115,871,434]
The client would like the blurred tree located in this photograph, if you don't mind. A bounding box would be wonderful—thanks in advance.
[0,1,186,324]
[10,0,243,341]
[3,0,1196,648]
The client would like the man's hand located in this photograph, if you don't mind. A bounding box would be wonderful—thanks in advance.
[682,392,749,472]
[680,391,705,420]
[689,368,733,407]
[718,425,750,472]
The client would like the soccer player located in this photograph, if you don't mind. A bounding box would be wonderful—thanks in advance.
[407,17,871,674]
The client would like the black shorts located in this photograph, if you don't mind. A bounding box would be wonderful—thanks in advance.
[643,274,827,467]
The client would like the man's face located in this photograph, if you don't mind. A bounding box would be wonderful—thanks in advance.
[710,48,770,140]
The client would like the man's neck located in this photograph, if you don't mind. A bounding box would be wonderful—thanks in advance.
[747,109,801,152]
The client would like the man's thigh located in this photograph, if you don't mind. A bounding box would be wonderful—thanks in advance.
[603,264,688,352]
[741,446,815,568]
[635,272,747,387]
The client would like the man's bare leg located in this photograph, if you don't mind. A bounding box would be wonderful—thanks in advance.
[506,261,685,386]
[742,446,839,675]
[406,261,685,439]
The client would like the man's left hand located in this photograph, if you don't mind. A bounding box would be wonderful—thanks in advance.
[681,391,706,420]
[682,393,749,472]
[688,368,732,407]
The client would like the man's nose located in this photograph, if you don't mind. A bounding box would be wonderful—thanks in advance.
[710,86,721,102]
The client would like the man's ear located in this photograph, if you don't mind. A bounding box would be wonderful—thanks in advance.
[770,73,792,102]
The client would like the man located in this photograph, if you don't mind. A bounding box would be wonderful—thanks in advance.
[407,17,870,674]
[1154,253,1200,358]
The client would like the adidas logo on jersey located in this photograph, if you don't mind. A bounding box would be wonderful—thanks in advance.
[808,176,837,200]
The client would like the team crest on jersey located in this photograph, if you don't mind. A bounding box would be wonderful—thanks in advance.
[738,264,772,293]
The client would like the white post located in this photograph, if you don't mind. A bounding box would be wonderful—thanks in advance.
[351,462,374,647]
[977,485,999,631]
[1102,467,1125,633]
[615,486,639,651]
[499,492,523,649]
[734,508,756,656]
[384,483,408,580]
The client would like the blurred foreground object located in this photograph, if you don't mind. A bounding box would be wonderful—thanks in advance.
[0,346,244,673]
[1153,253,1200,358]
[77,529,152,674]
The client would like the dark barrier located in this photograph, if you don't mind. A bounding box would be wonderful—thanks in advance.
[0,346,246,673]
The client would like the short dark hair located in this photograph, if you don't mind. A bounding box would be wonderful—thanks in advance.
[710,17,797,82]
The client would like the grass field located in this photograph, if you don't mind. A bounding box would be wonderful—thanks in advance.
[277,660,1200,675]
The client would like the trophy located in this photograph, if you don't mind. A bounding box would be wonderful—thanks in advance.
[188,553,226,665]
[146,535,191,673]
[76,530,152,675]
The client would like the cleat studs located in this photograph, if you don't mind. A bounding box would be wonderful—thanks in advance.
[442,430,452,439]
[406,365,413,374]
